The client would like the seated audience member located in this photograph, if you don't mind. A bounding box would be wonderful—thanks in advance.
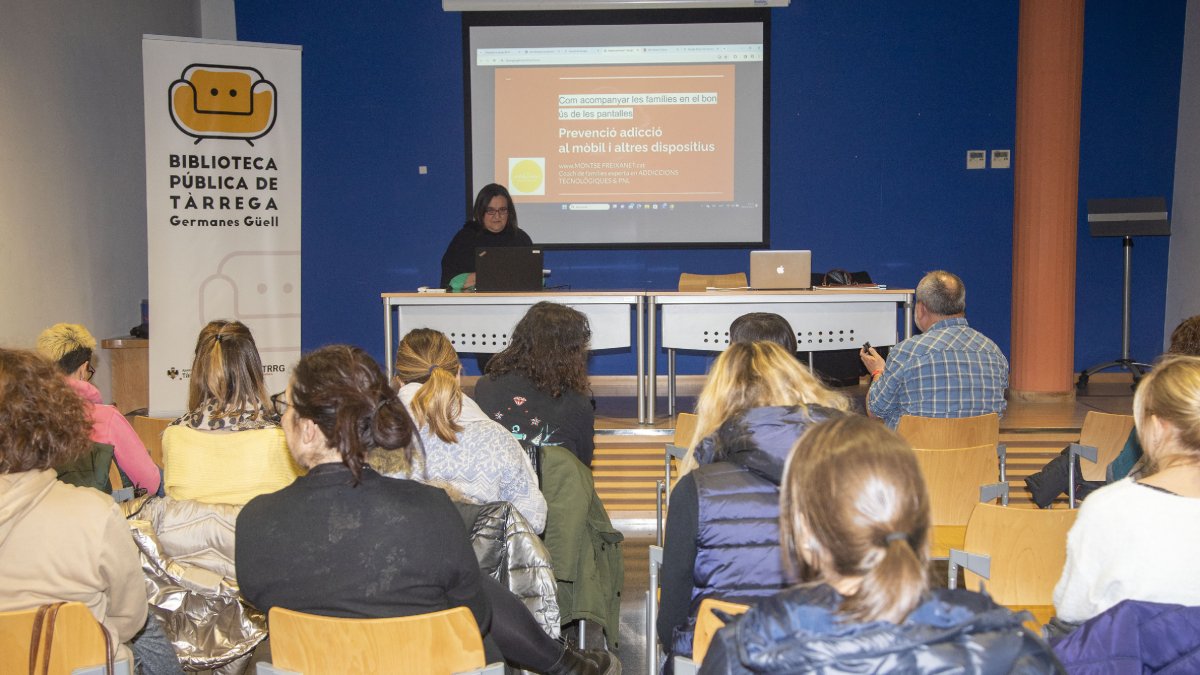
[376,328,546,532]
[859,270,1008,428]
[36,322,161,494]
[1053,355,1200,624]
[702,416,1061,673]
[162,320,301,505]
[0,349,181,675]
[658,342,849,663]
[1025,314,1200,506]
[235,345,614,675]
[475,301,597,467]
[678,340,849,475]
[728,312,797,353]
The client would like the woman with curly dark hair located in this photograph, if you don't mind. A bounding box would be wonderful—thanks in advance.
[474,301,596,467]
[0,348,181,673]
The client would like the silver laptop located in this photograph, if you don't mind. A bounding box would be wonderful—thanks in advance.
[750,250,812,290]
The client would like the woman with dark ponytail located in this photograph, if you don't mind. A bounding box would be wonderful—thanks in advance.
[701,416,1061,674]
[235,345,615,675]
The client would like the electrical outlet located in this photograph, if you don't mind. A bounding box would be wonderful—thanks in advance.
[418,165,428,175]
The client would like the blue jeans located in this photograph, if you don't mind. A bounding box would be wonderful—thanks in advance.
[130,614,183,675]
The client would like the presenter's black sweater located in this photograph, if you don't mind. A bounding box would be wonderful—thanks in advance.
[235,463,491,630]
[440,220,534,288]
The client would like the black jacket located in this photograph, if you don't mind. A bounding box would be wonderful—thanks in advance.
[440,220,534,287]
[701,584,1063,674]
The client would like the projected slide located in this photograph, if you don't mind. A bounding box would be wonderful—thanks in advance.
[467,14,768,247]
[495,64,734,202]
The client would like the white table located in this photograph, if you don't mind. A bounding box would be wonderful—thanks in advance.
[648,289,915,418]
[382,291,648,421]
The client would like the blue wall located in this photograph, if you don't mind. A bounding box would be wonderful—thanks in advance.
[235,1,1185,378]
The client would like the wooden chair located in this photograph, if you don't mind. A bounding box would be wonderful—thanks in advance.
[674,598,750,674]
[914,444,1004,558]
[1067,412,1136,497]
[132,415,172,468]
[658,412,700,545]
[897,413,999,450]
[678,272,748,292]
[260,606,501,675]
[0,602,127,675]
[948,503,1077,628]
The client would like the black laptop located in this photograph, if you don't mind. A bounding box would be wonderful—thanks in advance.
[474,247,544,292]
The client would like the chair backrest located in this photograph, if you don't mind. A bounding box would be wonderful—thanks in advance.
[269,606,486,675]
[132,415,172,468]
[962,503,1077,606]
[897,413,999,450]
[692,598,750,664]
[675,413,699,450]
[1077,411,1136,482]
[914,444,999,526]
[0,602,111,675]
[678,273,748,292]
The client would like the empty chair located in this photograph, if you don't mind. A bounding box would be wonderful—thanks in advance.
[260,606,501,675]
[914,444,1005,558]
[0,602,127,675]
[949,503,1078,626]
[1075,412,1136,481]
[678,273,747,292]
[897,413,999,450]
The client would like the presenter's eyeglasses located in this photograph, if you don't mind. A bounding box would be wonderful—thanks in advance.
[484,207,509,218]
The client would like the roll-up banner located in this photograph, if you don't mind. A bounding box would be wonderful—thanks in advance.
[143,36,301,416]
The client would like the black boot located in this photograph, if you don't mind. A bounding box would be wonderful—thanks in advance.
[544,644,620,675]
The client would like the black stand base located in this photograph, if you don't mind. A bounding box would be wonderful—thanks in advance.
[1076,358,1152,391]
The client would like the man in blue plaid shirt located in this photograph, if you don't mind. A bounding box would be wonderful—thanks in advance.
[860,270,1008,429]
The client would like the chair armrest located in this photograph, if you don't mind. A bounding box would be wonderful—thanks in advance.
[257,664,300,675]
[996,443,1008,483]
[979,482,1009,506]
[947,549,991,589]
[665,444,688,461]
[647,545,664,675]
[674,655,700,675]
[457,664,505,675]
[1067,442,1099,508]
[73,658,133,675]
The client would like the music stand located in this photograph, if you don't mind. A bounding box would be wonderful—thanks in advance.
[1076,197,1170,390]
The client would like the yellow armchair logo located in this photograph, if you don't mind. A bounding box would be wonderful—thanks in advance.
[169,64,277,144]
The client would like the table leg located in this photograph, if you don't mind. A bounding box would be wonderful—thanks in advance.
[384,298,393,382]
[637,296,646,424]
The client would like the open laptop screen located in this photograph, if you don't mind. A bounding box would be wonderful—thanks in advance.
[475,247,543,292]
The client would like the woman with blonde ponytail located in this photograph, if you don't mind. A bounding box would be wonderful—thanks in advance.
[379,328,546,533]
[702,416,1060,674]
[162,320,302,504]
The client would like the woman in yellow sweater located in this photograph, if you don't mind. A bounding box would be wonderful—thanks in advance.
[162,320,301,504]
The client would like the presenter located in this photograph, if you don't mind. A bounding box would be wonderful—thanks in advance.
[440,183,533,290]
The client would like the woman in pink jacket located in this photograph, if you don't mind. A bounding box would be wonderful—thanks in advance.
[37,323,162,495]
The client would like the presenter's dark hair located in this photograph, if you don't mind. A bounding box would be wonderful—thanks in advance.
[290,345,417,485]
[472,183,519,231]
[729,312,797,353]
[916,270,966,316]
[485,301,590,397]
[0,348,92,473]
